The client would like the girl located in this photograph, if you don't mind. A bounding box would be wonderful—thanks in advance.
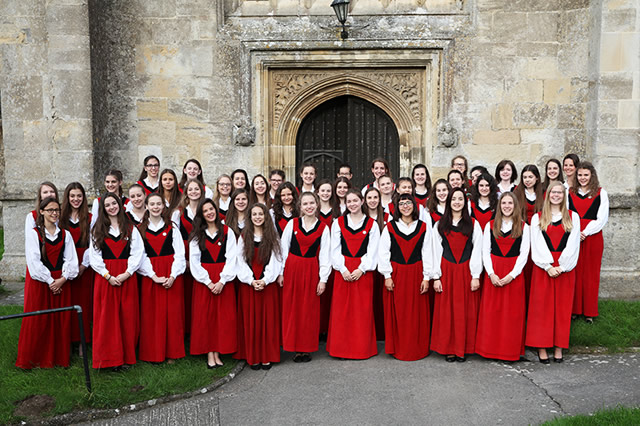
[430,188,483,362]
[299,163,317,193]
[469,173,498,230]
[137,155,160,195]
[126,184,146,226]
[316,179,336,337]
[569,162,609,323]
[470,166,489,187]
[378,174,395,213]
[412,164,432,208]
[225,188,250,236]
[90,193,144,370]
[231,169,249,192]
[279,192,330,362]
[541,158,564,194]
[378,194,431,361]
[563,153,580,190]
[16,197,79,369]
[332,177,351,215]
[137,193,186,363]
[426,179,451,224]
[362,157,391,195]
[60,183,94,349]
[316,179,335,226]
[447,169,466,192]
[25,182,59,240]
[214,174,233,221]
[235,203,283,370]
[525,182,581,363]
[91,170,129,219]
[451,155,470,185]
[513,165,544,224]
[249,174,271,208]
[327,190,380,360]
[272,182,299,236]
[364,186,388,341]
[189,199,238,368]
[495,160,518,195]
[160,169,181,216]
[179,159,214,198]
[476,193,530,362]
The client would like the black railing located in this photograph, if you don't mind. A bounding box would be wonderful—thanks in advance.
[0,305,92,393]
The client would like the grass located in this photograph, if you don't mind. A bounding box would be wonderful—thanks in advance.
[543,406,640,425]
[0,305,236,424]
[569,300,640,353]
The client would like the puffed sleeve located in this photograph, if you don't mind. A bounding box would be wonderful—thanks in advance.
[171,209,181,227]
[508,224,531,279]
[530,215,554,271]
[25,229,54,285]
[583,188,609,236]
[91,199,100,221]
[235,237,255,285]
[170,224,186,277]
[330,220,347,273]
[137,251,154,278]
[482,222,494,276]
[61,230,80,280]
[319,226,331,282]
[279,220,294,274]
[263,249,283,285]
[189,239,212,286]
[126,227,145,275]
[421,221,432,281]
[81,244,91,267]
[469,221,483,279]
[431,222,444,280]
[358,221,380,272]
[558,212,581,273]
[89,235,108,278]
[418,205,433,230]
[377,226,393,279]
[25,212,36,239]
[219,231,237,284]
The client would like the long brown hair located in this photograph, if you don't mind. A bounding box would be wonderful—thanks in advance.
[179,178,205,212]
[213,174,232,205]
[249,174,271,209]
[241,203,282,267]
[35,182,59,210]
[513,164,543,217]
[571,161,600,195]
[364,187,385,231]
[273,182,299,223]
[34,197,60,259]
[539,182,573,232]
[138,155,160,181]
[160,168,181,214]
[225,188,249,236]
[189,199,223,252]
[137,193,170,243]
[438,188,473,238]
[542,158,564,193]
[426,179,451,213]
[332,177,352,218]
[60,182,90,247]
[492,192,523,239]
[91,193,132,249]
[179,158,206,189]
[470,173,499,210]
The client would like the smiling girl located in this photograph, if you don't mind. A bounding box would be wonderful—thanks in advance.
[495,160,518,195]
[126,184,146,226]
[179,159,214,199]
[91,170,129,220]
[137,155,160,195]
[272,182,299,236]
[426,179,451,224]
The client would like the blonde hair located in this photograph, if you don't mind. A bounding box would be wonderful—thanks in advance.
[492,192,523,239]
[539,181,573,232]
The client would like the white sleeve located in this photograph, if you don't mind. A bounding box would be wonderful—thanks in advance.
[137,252,154,278]
[89,235,109,277]
[319,226,331,282]
[189,239,212,286]
[91,199,100,221]
[509,224,531,278]
[421,222,432,281]
[359,222,380,272]
[25,212,36,239]
[171,209,181,227]
[61,231,80,281]
[170,224,186,277]
[558,212,582,272]
[583,188,609,236]
[377,226,393,279]
[482,222,494,276]
[219,231,238,284]
[419,205,433,231]
[205,186,214,199]
[82,248,91,268]
[470,221,483,278]
[530,215,554,271]
[263,249,283,285]
[269,209,276,225]
[25,229,54,285]
[331,220,347,273]
[235,237,255,285]
[431,223,444,280]
[126,228,145,275]
[279,220,294,274]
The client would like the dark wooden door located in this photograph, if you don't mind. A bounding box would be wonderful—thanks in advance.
[296,95,399,189]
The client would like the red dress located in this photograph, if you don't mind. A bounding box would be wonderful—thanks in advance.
[190,227,237,355]
[179,210,195,332]
[318,210,335,334]
[470,202,495,230]
[326,216,378,359]
[68,216,94,343]
[282,218,327,352]
[430,223,480,358]
[138,223,185,362]
[234,243,281,365]
[476,222,526,361]
[415,192,428,208]
[430,209,443,224]
[92,232,140,369]
[383,221,430,361]
[569,189,604,317]
[525,218,576,349]
[136,179,157,195]
[275,214,293,236]
[16,230,72,369]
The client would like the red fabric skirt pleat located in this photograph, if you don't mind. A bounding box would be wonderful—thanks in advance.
[572,232,603,317]
[282,254,320,353]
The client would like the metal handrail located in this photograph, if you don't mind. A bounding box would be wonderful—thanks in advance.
[1,305,92,393]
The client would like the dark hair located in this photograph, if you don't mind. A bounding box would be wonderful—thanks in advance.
[250,174,271,208]
[298,191,320,220]
[426,179,451,213]
[393,193,419,222]
[451,155,469,179]
[242,203,282,267]
[337,163,352,174]
[60,182,90,248]
[160,168,181,214]
[513,164,544,217]
[542,158,564,193]
[342,189,367,217]
[371,157,391,178]
[91,192,132,249]
[35,197,61,259]
[180,178,205,212]
[411,164,432,194]
[332,177,352,218]
[128,183,145,197]
[273,182,299,223]
[138,155,160,181]
[298,162,317,179]
[225,188,250,236]
[495,160,518,184]
[571,161,600,195]
[392,176,414,211]
[231,169,250,191]
[179,158,205,190]
[447,169,468,191]
[138,193,170,243]
[438,188,473,238]
[105,169,124,197]
[364,187,385,231]
[269,169,285,180]
[563,153,580,169]
[35,182,59,210]
[189,199,223,252]
[470,173,499,211]
[470,165,489,181]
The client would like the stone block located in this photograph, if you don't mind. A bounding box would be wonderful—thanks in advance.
[597,156,637,193]
[190,45,214,76]
[525,57,560,79]
[137,99,169,120]
[134,0,178,18]
[138,120,176,146]
[46,5,89,36]
[557,103,586,128]
[563,129,587,155]
[449,103,492,129]
[176,0,215,16]
[49,47,91,71]
[600,33,637,73]
[520,129,565,152]
[0,44,47,76]
[558,9,590,43]
[452,78,468,103]
[168,98,210,122]
[2,76,43,120]
[599,74,633,100]
[504,0,589,11]
[492,12,528,42]
[136,45,191,76]
[151,18,192,44]
[471,43,517,57]
[144,76,182,98]
[516,42,558,58]
[50,118,93,151]
[570,78,591,103]
[472,56,524,80]
[46,71,92,120]
[193,18,216,40]
[472,129,520,145]
[597,101,618,128]
[491,104,513,130]
[53,150,94,185]
[558,41,589,77]
[504,79,543,102]
[617,101,640,128]
[602,8,636,32]
[525,12,559,43]
[543,79,571,104]
[468,78,504,102]
[513,103,556,129]
[0,23,27,44]
[0,1,45,17]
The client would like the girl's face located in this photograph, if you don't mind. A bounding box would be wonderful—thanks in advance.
[251,206,265,227]
[253,177,267,195]
[379,177,394,195]
[346,193,363,214]
[105,175,120,193]
[202,202,217,224]
[218,177,232,196]
[40,201,60,224]
[563,159,576,177]
[365,191,380,211]
[145,159,160,178]
[161,173,175,191]
[300,167,316,186]
[478,179,490,197]
[186,182,202,201]
[184,162,201,180]
[233,173,246,189]
[547,162,560,180]
[435,183,449,203]
[234,193,248,212]
[452,158,466,174]
[577,169,591,187]
[336,182,349,198]
[398,199,414,218]
[397,181,413,195]
[500,196,514,217]
[448,173,463,189]
[104,196,120,217]
[372,162,386,179]
[522,171,537,189]
[317,183,333,202]
[128,188,145,209]
[147,196,165,218]
[280,188,293,206]
[413,168,427,186]
[549,186,565,206]
[41,185,57,200]
[300,195,318,217]
[68,189,84,210]
[499,164,513,182]
[450,191,465,213]
[471,170,482,185]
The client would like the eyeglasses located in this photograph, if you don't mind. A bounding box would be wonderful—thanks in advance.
[219,183,232,187]
[398,201,413,207]
[145,164,160,168]
[43,208,61,214]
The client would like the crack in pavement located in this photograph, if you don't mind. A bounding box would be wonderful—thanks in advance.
[503,362,566,416]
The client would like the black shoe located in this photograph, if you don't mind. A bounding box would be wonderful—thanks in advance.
[538,355,550,365]
[293,353,303,363]
[456,356,466,362]
[554,357,564,363]
[446,356,456,363]
[585,317,593,324]
[301,354,312,363]
[111,366,122,372]
[250,364,261,370]
[261,363,272,370]
[207,363,218,369]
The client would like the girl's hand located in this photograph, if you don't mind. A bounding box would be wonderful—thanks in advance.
[351,269,364,281]
[212,281,225,294]
[163,276,176,289]
[277,275,284,287]
[490,274,501,287]
[78,264,87,277]
[547,267,561,278]
[341,270,353,282]
[499,275,514,286]
[470,278,480,292]
[580,232,586,241]
[433,279,443,293]
[316,281,326,296]
[384,278,394,292]
[49,277,66,294]
[115,272,130,283]
[419,280,429,294]
[152,275,165,284]
[108,276,121,286]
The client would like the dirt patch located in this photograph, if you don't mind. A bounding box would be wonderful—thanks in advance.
[14,394,56,419]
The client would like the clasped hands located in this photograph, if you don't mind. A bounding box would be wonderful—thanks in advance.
[152,275,176,289]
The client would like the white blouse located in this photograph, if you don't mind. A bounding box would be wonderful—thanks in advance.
[137,219,186,279]
[576,188,610,236]
[377,220,432,281]
[25,226,79,285]
[431,219,483,279]
[189,228,238,286]
[481,220,531,278]
[280,218,332,282]
[89,225,144,277]
[330,214,381,274]
[235,235,283,285]
[530,211,581,272]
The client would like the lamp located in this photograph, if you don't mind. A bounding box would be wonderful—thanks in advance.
[331,0,350,40]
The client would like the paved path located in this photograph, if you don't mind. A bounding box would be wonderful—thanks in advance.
[0,281,24,306]
[80,345,640,426]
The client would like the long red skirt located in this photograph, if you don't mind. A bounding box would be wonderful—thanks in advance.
[383,262,430,361]
[326,257,377,359]
[282,254,320,353]
[69,266,94,343]
[430,260,480,358]
[572,232,604,317]
[190,263,237,355]
[16,270,72,369]
[372,272,386,341]
[319,271,334,334]
[523,256,534,312]
[233,283,281,365]
[475,257,526,361]
[92,259,140,369]
[183,271,194,334]
[138,256,185,362]
[525,266,576,349]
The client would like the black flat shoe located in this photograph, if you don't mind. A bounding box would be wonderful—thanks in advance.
[585,317,593,324]
[293,353,303,363]
[538,355,550,365]
[301,354,312,363]
[249,364,261,370]
[554,357,564,363]
[261,363,272,370]
[456,356,466,362]
[207,363,218,369]
[446,356,456,363]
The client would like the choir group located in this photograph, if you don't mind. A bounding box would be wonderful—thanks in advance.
[16,153,609,371]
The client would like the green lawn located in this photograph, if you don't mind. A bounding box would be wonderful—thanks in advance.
[543,406,640,425]
[0,305,236,424]
[569,300,640,353]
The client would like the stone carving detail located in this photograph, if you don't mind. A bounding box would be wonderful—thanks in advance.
[456,0,464,10]
[272,73,329,126]
[363,72,422,122]
[233,116,256,146]
[438,122,458,148]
